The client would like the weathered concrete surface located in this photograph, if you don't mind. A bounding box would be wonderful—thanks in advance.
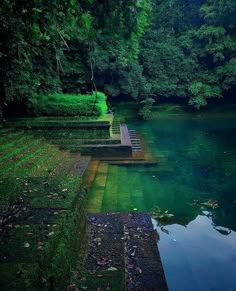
[86,213,168,291]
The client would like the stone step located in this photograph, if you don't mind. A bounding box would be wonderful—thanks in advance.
[85,213,168,291]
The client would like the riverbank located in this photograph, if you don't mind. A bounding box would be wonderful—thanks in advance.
[0,115,167,290]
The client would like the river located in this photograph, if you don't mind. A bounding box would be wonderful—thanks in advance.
[88,103,236,291]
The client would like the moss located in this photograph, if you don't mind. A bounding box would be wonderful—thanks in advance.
[0,134,33,151]
[40,128,110,139]
[23,176,81,209]
[0,263,39,291]
[2,144,52,177]
[0,129,89,290]
[34,92,108,117]
[39,189,87,290]
[0,138,41,163]
[74,270,125,290]
[0,177,23,211]
[0,179,87,290]
[30,151,69,177]
[0,130,25,144]
[50,153,81,177]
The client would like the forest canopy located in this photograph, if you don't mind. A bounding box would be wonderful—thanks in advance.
[0,0,235,116]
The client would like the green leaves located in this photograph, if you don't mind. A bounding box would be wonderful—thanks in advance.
[189,82,222,109]
[1,0,235,114]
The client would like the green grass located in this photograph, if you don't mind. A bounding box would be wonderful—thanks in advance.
[39,128,110,139]
[75,270,125,290]
[0,138,40,163]
[35,92,108,117]
[0,132,28,149]
[0,144,50,176]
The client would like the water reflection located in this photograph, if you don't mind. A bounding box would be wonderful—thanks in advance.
[152,215,236,291]
[88,114,236,290]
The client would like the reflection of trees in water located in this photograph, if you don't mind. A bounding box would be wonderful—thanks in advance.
[183,130,221,188]
[136,118,236,234]
[212,201,236,232]
[153,128,236,232]
[214,226,231,236]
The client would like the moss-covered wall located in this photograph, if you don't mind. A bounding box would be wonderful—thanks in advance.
[0,129,89,290]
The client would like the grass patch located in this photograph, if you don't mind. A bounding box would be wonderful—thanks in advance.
[23,176,81,209]
[0,138,40,163]
[74,270,125,291]
[34,92,107,117]
[0,134,32,151]
[0,144,50,176]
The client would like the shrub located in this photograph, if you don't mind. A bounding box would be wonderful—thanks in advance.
[34,92,108,116]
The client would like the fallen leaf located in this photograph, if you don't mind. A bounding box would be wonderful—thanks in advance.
[97,274,103,278]
[24,242,30,248]
[107,267,117,271]
[131,250,136,257]
[167,214,174,218]
[136,267,142,274]
[127,264,134,269]
[97,260,109,266]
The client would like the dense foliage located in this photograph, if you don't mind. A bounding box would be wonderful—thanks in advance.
[0,0,151,116]
[0,0,235,116]
[35,92,107,116]
[140,0,236,108]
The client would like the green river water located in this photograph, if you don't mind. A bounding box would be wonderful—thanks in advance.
[88,104,236,291]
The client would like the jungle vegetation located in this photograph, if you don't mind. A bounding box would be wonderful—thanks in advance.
[0,0,236,116]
